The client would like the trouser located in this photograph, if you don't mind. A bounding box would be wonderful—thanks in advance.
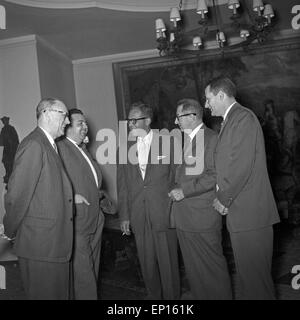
[18,258,72,300]
[134,225,180,300]
[229,226,276,300]
[73,214,104,300]
[177,229,232,300]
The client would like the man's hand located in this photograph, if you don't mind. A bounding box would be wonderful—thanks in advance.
[120,220,131,236]
[213,198,228,215]
[168,188,185,202]
[75,194,90,206]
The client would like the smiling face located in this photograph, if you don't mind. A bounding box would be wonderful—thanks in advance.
[67,113,88,144]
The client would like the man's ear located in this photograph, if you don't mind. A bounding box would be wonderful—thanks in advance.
[219,90,225,101]
[146,117,151,126]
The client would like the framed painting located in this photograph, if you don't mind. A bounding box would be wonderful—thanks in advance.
[113,37,300,129]
[113,36,300,222]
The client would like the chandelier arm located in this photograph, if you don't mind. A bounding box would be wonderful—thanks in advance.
[155,0,276,57]
[212,0,221,32]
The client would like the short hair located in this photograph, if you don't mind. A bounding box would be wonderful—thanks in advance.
[177,98,203,120]
[36,98,64,119]
[129,102,153,121]
[69,108,83,122]
[206,77,237,98]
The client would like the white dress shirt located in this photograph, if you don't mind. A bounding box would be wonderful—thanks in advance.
[189,122,204,142]
[137,129,153,180]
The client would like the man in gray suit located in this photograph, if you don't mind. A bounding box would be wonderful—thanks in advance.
[57,108,114,300]
[117,102,180,300]
[169,99,232,300]
[4,98,74,300]
[205,77,280,299]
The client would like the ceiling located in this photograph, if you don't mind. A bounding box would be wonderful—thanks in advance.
[4,0,228,11]
[0,0,294,61]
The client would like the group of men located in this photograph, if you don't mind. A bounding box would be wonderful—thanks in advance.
[118,76,280,300]
[3,99,113,300]
[3,76,280,300]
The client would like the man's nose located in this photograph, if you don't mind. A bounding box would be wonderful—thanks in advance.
[65,117,70,125]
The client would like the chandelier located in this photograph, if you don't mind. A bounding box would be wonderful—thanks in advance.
[155,0,276,56]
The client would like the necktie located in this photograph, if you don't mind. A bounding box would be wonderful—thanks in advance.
[53,142,58,153]
[138,138,148,179]
[219,119,225,135]
[183,135,192,160]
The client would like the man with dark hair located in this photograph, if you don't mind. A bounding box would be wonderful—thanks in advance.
[117,102,180,300]
[169,98,232,299]
[4,98,74,300]
[205,77,280,299]
[57,108,115,300]
[0,116,19,184]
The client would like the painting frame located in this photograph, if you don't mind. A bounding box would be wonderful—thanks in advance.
[113,36,300,124]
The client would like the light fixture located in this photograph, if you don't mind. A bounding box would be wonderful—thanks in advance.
[155,0,276,56]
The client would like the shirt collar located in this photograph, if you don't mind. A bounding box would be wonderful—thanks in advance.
[223,101,236,121]
[189,122,203,141]
[138,129,153,145]
[66,136,81,148]
[39,126,55,146]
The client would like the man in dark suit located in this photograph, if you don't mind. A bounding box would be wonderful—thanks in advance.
[117,102,180,300]
[205,77,280,299]
[169,98,232,300]
[57,108,111,300]
[3,98,74,300]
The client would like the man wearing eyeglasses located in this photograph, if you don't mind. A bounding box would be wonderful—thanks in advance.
[117,102,180,300]
[168,98,232,300]
[3,98,74,299]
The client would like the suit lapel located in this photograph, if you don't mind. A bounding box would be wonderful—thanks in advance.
[218,103,237,138]
[127,140,143,180]
[36,127,64,169]
[66,139,98,188]
[80,144,102,188]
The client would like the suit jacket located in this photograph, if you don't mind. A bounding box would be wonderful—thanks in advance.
[4,127,74,263]
[117,131,178,233]
[171,125,221,232]
[215,103,280,232]
[57,138,104,235]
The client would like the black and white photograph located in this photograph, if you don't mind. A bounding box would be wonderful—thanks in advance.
[0,0,300,304]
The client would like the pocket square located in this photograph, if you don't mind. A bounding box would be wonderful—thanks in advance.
[157,155,167,160]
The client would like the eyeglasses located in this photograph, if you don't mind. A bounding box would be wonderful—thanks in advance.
[176,113,196,120]
[126,117,148,125]
[44,108,69,118]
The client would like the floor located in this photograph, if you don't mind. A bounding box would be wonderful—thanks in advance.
[0,221,300,300]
